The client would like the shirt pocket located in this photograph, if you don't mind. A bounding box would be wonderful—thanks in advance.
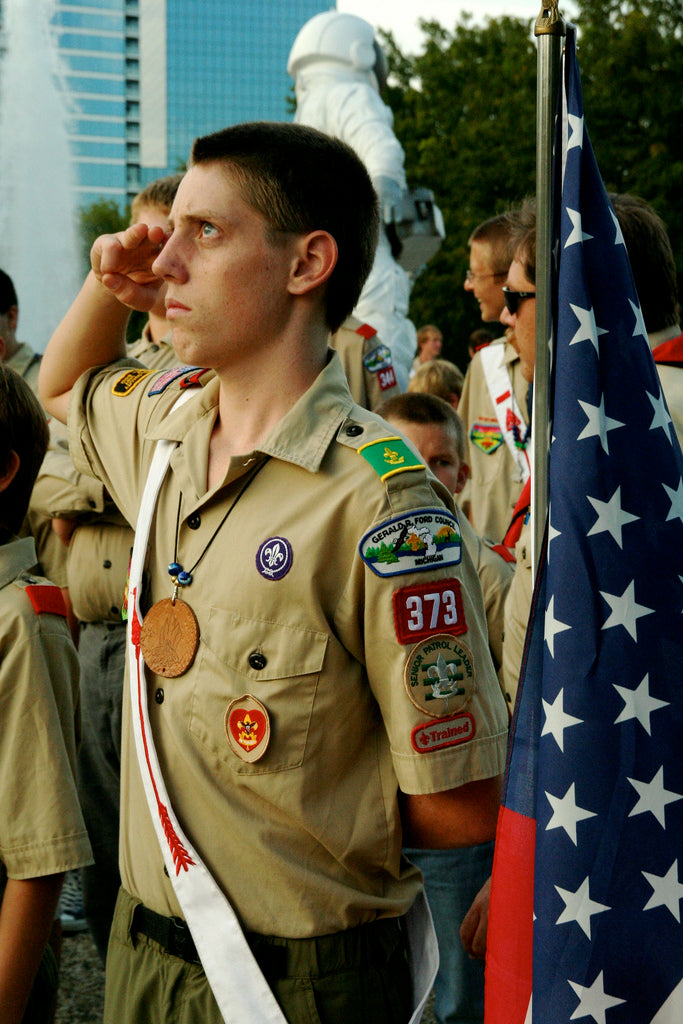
[190,607,328,775]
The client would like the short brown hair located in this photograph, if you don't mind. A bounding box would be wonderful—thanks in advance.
[190,121,379,333]
[378,391,466,462]
[408,358,465,403]
[130,174,184,223]
[416,324,443,352]
[611,194,679,333]
[506,199,536,284]
[0,366,49,533]
[469,213,516,275]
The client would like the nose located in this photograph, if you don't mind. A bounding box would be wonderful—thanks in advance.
[463,273,473,292]
[500,306,514,329]
[152,233,185,282]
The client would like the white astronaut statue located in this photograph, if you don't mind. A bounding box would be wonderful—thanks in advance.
[288,11,416,390]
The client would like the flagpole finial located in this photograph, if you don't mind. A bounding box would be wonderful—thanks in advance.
[535,0,566,36]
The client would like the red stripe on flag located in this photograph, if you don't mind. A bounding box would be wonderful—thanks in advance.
[485,805,535,1024]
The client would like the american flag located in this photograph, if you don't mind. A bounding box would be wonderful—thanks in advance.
[485,26,683,1024]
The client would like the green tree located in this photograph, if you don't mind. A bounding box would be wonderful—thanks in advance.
[383,2,683,367]
[382,16,537,368]
[79,198,128,276]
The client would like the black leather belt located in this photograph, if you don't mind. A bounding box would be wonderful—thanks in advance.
[131,903,201,964]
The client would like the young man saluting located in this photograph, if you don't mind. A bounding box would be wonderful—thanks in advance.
[40,122,508,1024]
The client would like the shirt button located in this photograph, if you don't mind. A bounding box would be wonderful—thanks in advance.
[345,424,363,437]
[103,559,112,569]
[154,688,165,704]
[248,652,267,671]
[188,514,201,530]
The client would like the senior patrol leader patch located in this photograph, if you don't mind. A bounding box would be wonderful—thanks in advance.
[411,712,475,753]
[404,634,476,718]
[393,579,467,645]
[225,695,271,763]
[111,368,152,396]
[359,509,462,578]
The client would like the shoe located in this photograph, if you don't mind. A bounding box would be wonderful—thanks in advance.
[57,870,88,934]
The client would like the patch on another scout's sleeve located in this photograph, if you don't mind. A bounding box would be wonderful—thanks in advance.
[355,322,377,340]
[404,634,475,718]
[363,344,397,391]
[147,366,204,395]
[470,418,504,453]
[411,712,475,752]
[24,584,67,617]
[393,579,467,644]
[357,436,424,482]
[111,368,152,396]
[359,509,462,577]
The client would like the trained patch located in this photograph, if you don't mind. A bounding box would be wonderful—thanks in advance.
[404,634,476,718]
[470,419,504,454]
[148,365,204,395]
[360,509,462,578]
[393,579,466,644]
[256,536,293,580]
[411,712,475,753]
[225,695,270,762]
[112,368,152,396]
[357,437,424,482]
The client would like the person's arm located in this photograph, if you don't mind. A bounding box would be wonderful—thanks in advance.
[401,775,502,849]
[0,873,64,1024]
[39,223,167,424]
[460,874,491,959]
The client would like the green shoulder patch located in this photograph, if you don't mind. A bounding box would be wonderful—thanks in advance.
[357,436,425,482]
[112,368,152,397]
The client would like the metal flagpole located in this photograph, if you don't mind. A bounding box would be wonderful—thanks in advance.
[532,1,565,572]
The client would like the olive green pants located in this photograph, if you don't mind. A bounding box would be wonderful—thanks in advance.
[104,889,412,1024]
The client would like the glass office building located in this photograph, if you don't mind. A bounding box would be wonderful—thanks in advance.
[0,0,329,209]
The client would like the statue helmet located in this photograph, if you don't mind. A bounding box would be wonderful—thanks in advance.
[287,11,387,90]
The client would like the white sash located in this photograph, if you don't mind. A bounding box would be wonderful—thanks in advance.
[127,392,438,1023]
[480,343,530,484]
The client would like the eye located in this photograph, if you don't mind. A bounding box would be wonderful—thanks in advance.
[200,222,219,238]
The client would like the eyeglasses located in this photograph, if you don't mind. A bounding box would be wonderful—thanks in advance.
[465,269,507,283]
[502,286,536,314]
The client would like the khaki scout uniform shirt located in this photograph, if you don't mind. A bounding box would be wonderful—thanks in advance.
[31,330,179,621]
[0,537,93,888]
[69,353,508,938]
[458,510,514,688]
[330,315,401,411]
[458,338,529,544]
[501,517,533,707]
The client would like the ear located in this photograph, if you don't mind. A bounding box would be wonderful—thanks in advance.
[455,460,470,496]
[287,231,338,298]
[0,451,20,495]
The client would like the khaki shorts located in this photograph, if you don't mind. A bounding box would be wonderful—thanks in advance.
[104,888,412,1024]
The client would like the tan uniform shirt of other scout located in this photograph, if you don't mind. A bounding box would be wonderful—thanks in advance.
[0,537,93,889]
[458,338,529,544]
[330,315,401,411]
[31,332,178,621]
[68,353,508,938]
[501,517,533,707]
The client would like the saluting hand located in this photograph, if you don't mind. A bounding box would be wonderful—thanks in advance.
[91,223,168,312]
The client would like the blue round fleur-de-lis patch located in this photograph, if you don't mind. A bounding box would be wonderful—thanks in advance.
[255,536,293,581]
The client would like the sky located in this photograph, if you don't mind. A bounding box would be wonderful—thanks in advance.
[336,0,575,52]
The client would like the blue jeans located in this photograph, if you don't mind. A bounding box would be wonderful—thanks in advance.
[404,842,494,1024]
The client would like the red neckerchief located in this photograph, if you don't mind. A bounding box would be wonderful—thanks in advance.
[503,477,531,551]
[653,333,683,366]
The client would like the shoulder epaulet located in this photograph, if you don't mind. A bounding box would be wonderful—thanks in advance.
[337,416,425,483]
[24,581,67,618]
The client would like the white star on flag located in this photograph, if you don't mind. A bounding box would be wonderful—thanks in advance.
[610,208,625,247]
[565,210,594,249]
[568,303,607,352]
[648,387,675,438]
[628,298,648,341]
[556,877,610,939]
[613,674,669,735]
[569,971,626,1024]
[600,580,654,641]
[544,595,571,657]
[547,503,561,561]
[577,396,625,454]
[542,689,582,752]
[586,486,639,548]
[628,766,683,827]
[643,860,683,923]
[545,782,597,845]
[663,478,683,524]
[567,112,584,150]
